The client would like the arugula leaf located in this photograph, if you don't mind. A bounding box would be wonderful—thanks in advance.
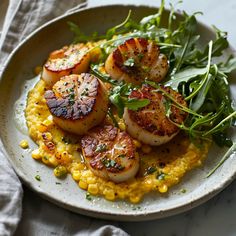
[106,10,132,39]
[203,111,236,136]
[90,64,119,85]
[171,13,199,74]
[68,21,105,43]
[196,27,228,64]
[207,142,236,177]
[140,0,165,28]
[213,132,233,147]
[107,108,119,127]
[185,40,213,101]
[190,73,214,111]
[219,57,236,74]
[109,83,149,117]
[68,10,137,43]
[166,67,207,90]
[109,93,124,117]
[124,98,150,110]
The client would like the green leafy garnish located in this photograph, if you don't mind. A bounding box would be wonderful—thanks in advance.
[157,172,167,180]
[207,142,236,177]
[107,108,119,127]
[124,58,135,67]
[95,144,107,153]
[180,188,187,193]
[109,83,150,117]
[35,175,41,181]
[101,157,124,170]
[86,192,92,201]
[68,0,236,176]
[145,166,157,175]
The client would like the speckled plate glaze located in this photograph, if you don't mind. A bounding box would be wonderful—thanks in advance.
[0,5,236,221]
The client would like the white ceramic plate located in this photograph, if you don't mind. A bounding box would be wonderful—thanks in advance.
[0,5,235,221]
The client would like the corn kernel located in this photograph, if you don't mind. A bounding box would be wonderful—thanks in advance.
[105,181,115,189]
[88,183,99,195]
[81,171,91,178]
[42,144,49,151]
[144,179,153,190]
[42,132,52,141]
[34,66,42,75]
[142,145,152,154]
[72,170,81,181]
[61,151,70,162]
[77,163,86,170]
[38,124,47,132]
[79,180,88,190]
[129,181,138,189]
[42,155,50,164]
[90,47,102,62]
[118,121,126,131]
[19,140,29,149]
[129,194,141,204]
[117,191,126,199]
[54,165,67,178]
[159,184,168,193]
[87,177,96,184]
[197,160,202,166]
[72,151,80,160]
[104,189,115,201]
[31,149,41,159]
[133,139,141,148]
[42,119,53,127]
[49,156,58,166]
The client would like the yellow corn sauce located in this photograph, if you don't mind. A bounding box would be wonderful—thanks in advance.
[25,79,210,203]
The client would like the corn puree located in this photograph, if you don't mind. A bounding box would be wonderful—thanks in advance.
[25,79,210,203]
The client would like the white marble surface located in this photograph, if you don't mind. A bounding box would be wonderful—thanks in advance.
[15,0,236,235]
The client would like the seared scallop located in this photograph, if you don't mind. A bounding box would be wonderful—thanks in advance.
[44,74,108,135]
[42,43,90,87]
[123,84,187,146]
[81,125,139,183]
[105,38,168,84]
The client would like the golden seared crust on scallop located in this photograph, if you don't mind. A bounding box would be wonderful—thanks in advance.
[123,84,187,146]
[42,43,90,87]
[105,38,168,84]
[44,73,108,135]
[81,125,139,183]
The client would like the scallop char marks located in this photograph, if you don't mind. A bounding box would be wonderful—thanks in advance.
[123,84,188,146]
[44,74,108,135]
[42,43,90,87]
[105,38,168,84]
[81,125,139,183]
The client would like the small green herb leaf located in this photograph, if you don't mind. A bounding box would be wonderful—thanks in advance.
[157,172,166,180]
[219,57,236,74]
[145,166,157,175]
[166,67,207,90]
[86,192,92,201]
[180,188,187,193]
[124,98,150,111]
[95,144,107,153]
[35,175,41,181]
[124,58,135,67]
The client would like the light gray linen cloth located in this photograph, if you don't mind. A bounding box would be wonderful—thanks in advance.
[0,0,129,235]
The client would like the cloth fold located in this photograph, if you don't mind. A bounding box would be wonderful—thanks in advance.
[0,0,129,235]
[0,140,22,236]
[0,0,87,70]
